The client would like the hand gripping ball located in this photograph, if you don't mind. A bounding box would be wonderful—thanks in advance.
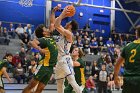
[65,5,76,17]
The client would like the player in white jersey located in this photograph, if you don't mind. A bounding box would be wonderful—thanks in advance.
[54,6,82,93]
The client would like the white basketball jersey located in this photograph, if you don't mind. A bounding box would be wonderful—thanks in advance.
[56,35,72,61]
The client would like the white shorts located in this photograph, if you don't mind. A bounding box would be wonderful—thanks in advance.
[55,55,74,79]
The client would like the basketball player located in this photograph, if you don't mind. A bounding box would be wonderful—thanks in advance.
[114,25,140,93]
[54,6,82,93]
[22,6,60,93]
[64,47,86,93]
[0,53,12,93]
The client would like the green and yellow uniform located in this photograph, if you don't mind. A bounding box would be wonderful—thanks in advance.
[64,58,86,93]
[34,37,58,85]
[121,39,140,93]
[0,60,9,89]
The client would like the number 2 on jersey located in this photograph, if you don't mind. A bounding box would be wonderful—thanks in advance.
[129,49,136,63]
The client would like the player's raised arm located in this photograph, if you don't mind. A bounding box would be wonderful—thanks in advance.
[55,5,76,43]
[49,5,61,32]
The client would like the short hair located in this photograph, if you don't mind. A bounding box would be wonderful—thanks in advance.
[5,53,13,57]
[136,25,140,37]
[35,24,46,38]
[3,53,13,59]
[70,20,78,31]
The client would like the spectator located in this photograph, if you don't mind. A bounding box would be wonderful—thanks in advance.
[27,58,37,83]
[19,47,26,72]
[15,24,24,39]
[86,76,97,93]
[75,36,83,48]
[24,24,32,39]
[2,27,10,45]
[82,35,90,54]
[106,62,114,75]
[20,32,30,49]
[90,38,98,55]
[8,23,16,38]
[107,73,115,91]
[34,53,40,65]
[98,64,108,93]
[98,36,104,52]
[106,38,114,58]
[13,63,26,84]
[91,61,99,80]
[12,52,21,67]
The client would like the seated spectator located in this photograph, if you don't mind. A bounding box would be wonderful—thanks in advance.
[8,23,16,39]
[19,47,27,72]
[24,24,32,39]
[86,76,97,93]
[106,62,114,75]
[15,24,24,39]
[75,36,83,48]
[107,73,115,91]
[12,52,21,67]
[90,38,98,55]
[2,27,10,45]
[27,58,37,83]
[82,35,90,54]
[98,36,104,52]
[20,32,30,49]
[106,38,115,60]
[13,63,26,84]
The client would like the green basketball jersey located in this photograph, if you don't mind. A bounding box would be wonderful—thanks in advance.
[74,58,86,86]
[38,37,58,67]
[0,60,9,70]
[121,39,140,77]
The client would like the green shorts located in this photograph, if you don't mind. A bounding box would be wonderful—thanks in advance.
[122,77,140,93]
[34,66,53,85]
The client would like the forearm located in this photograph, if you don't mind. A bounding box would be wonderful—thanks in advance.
[29,41,41,51]
[114,63,121,77]
[55,16,63,27]
[2,68,11,82]
[114,57,124,77]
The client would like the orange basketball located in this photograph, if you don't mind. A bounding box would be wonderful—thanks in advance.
[65,5,76,17]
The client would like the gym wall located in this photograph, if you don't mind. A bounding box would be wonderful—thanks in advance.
[52,0,111,38]
[0,0,45,26]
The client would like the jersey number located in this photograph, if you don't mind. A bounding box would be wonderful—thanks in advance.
[129,49,136,63]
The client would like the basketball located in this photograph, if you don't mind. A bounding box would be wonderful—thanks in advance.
[65,5,76,17]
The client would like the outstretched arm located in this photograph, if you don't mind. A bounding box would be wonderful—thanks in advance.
[54,8,73,43]
[2,67,12,83]
[114,56,124,86]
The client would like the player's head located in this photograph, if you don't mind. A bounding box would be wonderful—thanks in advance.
[5,53,13,62]
[65,20,78,31]
[72,47,84,58]
[136,25,140,38]
[35,24,50,38]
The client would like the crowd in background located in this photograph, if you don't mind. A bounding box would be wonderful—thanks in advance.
[0,21,136,93]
